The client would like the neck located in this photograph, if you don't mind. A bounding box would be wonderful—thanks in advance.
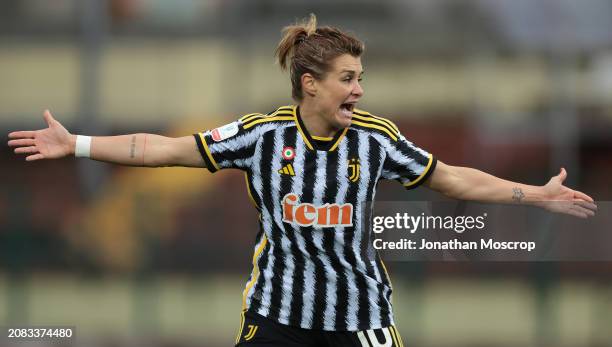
[299,102,338,138]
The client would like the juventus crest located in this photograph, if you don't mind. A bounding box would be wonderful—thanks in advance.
[348,158,361,182]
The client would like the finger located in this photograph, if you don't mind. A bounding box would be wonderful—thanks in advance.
[570,205,595,217]
[8,131,36,139]
[573,199,597,211]
[563,208,588,219]
[574,190,594,203]
[26,153,44,161]
[8,138,36,147]
[14,146,38,154]
[43,109,55,126]
[557,167,567,183]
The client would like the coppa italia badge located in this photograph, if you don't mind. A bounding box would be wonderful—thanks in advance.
[282,193,353,227]
[282,147,295,160]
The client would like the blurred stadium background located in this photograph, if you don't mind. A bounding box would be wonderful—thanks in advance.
[1,0,611,346]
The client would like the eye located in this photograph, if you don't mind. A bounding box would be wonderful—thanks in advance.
[358,78,363,82]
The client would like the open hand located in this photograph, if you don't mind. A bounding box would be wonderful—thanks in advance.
[540,168,597,218]
[7,110,75,161]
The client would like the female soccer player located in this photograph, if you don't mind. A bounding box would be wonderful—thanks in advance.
[8,14,596,347]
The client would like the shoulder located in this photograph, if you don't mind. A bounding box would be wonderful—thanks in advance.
[349,108,400,142]
[239,105,295,131]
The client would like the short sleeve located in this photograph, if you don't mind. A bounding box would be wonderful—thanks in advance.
[381,133,437,189]
[193,117,262,173]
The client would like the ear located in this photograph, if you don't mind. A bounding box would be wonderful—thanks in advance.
[301,73,317,97]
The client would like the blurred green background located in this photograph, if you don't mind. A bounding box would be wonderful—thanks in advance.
[1,1,611,346]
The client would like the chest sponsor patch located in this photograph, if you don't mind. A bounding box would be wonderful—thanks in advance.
[282,193,353,227]
[211,122,239,142]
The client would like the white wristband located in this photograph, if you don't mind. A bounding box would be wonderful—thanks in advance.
[75,135,92,158]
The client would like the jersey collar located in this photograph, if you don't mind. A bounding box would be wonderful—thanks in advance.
[293,105,348,152]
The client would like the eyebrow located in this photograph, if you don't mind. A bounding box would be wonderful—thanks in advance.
[340,69,365,75]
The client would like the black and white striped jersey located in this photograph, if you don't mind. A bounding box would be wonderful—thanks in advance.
[193,105,436,332]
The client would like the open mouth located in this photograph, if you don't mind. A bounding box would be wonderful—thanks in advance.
[340,103,355,115]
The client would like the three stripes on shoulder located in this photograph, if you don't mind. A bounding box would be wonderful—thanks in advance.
[240,107,295,130]
[351,109,400,141]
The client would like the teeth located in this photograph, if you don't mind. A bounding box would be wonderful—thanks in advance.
[339,103,355,118]
[339,107,352,118]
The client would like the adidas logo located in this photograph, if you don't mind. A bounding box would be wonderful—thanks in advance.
[278,164,295,176]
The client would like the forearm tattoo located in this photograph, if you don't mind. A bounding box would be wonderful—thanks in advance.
[130,135,136,158]
[142,134,147,166]
[512,187,525,203]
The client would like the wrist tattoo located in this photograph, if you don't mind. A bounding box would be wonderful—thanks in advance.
[512,187,525,203]
[130,135,136,158]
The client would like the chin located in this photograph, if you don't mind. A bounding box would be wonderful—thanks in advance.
[333,118,351,130]
[334,114,353,129]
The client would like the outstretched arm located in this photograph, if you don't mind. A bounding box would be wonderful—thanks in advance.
[425,161,597,218]
[8,110,205,168]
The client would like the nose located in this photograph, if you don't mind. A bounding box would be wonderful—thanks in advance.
[353,81,364,98]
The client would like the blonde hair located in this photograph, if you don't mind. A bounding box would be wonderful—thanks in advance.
[275,14,364,101]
